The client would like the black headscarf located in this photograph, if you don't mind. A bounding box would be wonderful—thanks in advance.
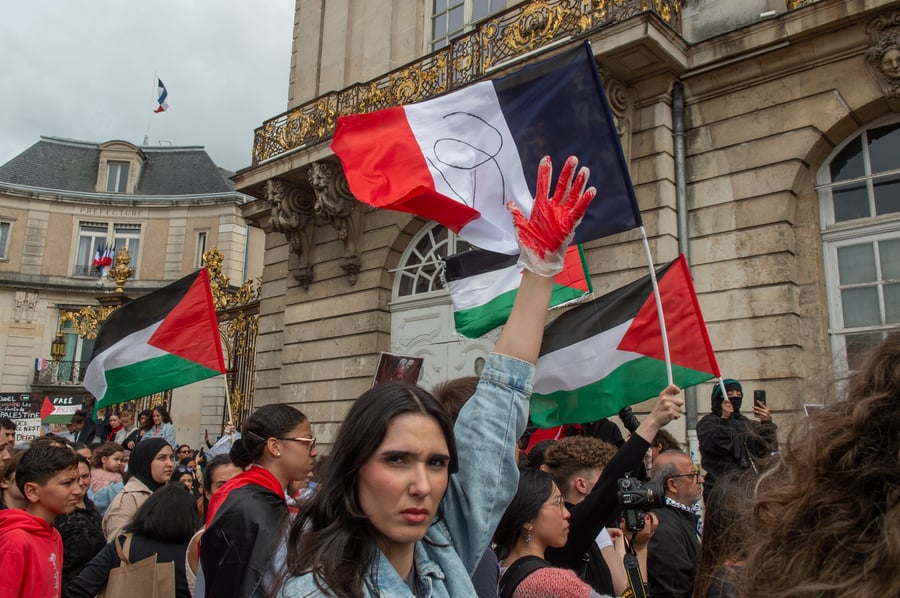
[711,378,743,416]
[127,437,170,491]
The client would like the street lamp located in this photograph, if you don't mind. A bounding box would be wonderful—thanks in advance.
[50,331,67,361]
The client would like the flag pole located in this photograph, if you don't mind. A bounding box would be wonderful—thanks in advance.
[143,72,155,146]
[638,226,673,385]
[222,375,234,425]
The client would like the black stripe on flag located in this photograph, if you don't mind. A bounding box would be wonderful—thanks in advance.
[90,271,204,356]
[539,259,676,355]
[443,248,519,281]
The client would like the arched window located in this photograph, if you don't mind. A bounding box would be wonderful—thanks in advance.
[818,118,900,375]
[393,223,472,300]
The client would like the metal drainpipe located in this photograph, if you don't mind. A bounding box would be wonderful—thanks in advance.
[672,81,700,462]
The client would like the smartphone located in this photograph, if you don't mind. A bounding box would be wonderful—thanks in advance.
[754,389,767,406]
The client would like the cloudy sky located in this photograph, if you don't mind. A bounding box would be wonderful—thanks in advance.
[1,1,295,173]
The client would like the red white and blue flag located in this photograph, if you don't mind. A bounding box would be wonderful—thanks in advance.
[331,42,642,255]
[93,244,115,278]
[154,78,169,113]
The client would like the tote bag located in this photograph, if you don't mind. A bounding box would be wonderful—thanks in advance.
[99,533,177,598]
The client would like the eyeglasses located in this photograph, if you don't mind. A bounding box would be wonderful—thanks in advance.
[276,436,317,450]
[543,495,566,514]
[667,465,701,483]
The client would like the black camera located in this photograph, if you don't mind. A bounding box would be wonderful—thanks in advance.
[617,474,665,532]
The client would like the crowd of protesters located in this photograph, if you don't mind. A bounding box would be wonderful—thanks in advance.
[0,158,897,597]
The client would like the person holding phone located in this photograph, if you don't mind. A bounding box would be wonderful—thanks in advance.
[696,378,778,503]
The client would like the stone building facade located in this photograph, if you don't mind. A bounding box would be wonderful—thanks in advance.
[234,0,900,447]
[0,137,265,446]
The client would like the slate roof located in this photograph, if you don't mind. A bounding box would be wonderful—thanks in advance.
[0,137,236,196]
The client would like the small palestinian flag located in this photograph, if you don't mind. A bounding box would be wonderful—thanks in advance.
[83,270,225,410]
[530,254,720,427]
[444,245,591,338]
[40,396,83,424]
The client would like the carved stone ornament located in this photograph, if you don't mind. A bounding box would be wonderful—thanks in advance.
[599,69,634,164]
[266,178,317,288]
[865,11,900,99]
[308,161,363,285]
[14,290,37,322]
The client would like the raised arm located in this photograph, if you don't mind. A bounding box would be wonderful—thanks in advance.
[494,155,595,363]
[445,155,596,573]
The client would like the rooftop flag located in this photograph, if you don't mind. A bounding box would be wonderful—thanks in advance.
[83,270,225,410]
[331,41,642,255]
[154,78,169,113]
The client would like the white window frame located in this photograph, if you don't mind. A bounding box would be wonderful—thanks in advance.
[391,222,473,305]
[0,221,11,260]
[113,223,141,270]
[427,0,509,52]
[106,161,130,193]
[817,115,900,380]
[73,221,142,277]
[195,231,208,268]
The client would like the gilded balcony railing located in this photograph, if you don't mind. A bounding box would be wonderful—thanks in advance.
[786,0,822,9]
[251,0,683,165]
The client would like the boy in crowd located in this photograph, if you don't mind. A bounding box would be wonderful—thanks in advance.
[0,445,83,598]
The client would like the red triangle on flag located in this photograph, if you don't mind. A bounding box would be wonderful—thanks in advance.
[553,246,590,292]
[40,396,54,421]
[149,272,225,373]
[617,255,720,376]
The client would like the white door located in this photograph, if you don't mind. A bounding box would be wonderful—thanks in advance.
[390,224,499,391]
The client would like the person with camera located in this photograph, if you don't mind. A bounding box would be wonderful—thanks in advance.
[542,385,683,593]
[646,450,704,598]
[696,379,777,503]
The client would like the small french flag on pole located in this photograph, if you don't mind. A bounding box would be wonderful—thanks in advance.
[154,78,169,113]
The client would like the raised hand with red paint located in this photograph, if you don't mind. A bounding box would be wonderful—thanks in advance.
[507,155,596,277]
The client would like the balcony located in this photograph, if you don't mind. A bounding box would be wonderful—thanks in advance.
[251,0,684,166]
[33,360,87,386]
[73,265,101,277]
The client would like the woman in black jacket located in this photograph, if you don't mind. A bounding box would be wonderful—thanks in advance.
[65,484,199,598]
[200,404,317,598]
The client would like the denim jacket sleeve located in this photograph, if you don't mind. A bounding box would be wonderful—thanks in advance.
[440,352,533,574]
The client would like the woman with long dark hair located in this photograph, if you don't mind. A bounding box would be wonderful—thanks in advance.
[66,484,199,598]
[102,438,174,541]
[739,332,900,597]
[199,404,316,597]
[277,156,598,597]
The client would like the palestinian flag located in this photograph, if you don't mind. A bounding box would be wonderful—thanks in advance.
[444,245,591,338]
[83,270,226,410]
[40,397,83,424]
[530,255,720,427]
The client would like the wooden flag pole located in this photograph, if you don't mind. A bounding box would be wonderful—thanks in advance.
[638,226,673,386]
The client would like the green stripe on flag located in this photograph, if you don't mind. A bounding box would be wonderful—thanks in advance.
[97,353,221,409]
[530,356,715,427]
[454,281,587,338]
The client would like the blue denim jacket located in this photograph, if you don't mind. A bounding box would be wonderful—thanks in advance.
[279,352,533,597]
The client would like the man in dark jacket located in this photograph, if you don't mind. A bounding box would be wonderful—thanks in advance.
[697,378,777,502]
[647,450,703,598]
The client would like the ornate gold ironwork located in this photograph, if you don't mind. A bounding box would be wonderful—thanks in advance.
[786,0,821,9]
[109,247,135,293]
[202,249,260,427]
[203,249,261,311]
[59,305,118,340]
[251,0,683,165]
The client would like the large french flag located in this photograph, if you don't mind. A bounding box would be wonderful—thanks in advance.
[331,42,642,255]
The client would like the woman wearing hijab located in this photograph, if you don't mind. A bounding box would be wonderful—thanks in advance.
[102,438,174,541]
